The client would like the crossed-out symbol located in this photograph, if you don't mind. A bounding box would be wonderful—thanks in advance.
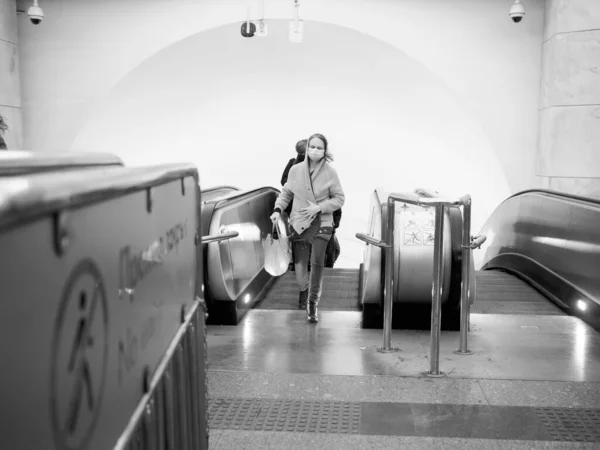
[405,231,421,244]
[51,259,108,450]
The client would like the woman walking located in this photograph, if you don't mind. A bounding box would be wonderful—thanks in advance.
[270,133,345,323]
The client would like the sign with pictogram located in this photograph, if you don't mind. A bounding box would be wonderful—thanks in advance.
[402,210,436,246]
[0,164,198,450]
[50,259,109,450]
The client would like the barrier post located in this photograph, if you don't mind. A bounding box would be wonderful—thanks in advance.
[378,199,399,353]
[454,197,474,355]
[427,203,446,377]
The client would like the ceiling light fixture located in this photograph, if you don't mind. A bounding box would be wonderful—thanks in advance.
[289,0,304,43]
[256,0,268,37]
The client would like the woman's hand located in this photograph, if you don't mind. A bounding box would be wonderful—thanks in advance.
[270,211,281,224]
[299,201,321,221]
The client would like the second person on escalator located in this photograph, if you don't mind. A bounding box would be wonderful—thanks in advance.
[270,134,345,323]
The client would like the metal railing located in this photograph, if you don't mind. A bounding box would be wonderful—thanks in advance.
[201,230,239,244]
[356,192,486,376]
[113,299,208,450]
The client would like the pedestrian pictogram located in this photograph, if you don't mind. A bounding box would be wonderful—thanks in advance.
[424,232,435,246]
[51,259,109,450]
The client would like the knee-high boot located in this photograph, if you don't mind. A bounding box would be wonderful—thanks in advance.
[298,289,308,310]
[307,301,318,323]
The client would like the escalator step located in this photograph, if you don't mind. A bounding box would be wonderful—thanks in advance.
[255,268,361,311]
[471,301,563,315]
[474,270,566,315]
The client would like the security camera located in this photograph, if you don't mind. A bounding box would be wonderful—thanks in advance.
[28,0,44,25]
[240,21,256,37]
[509,0,525,23]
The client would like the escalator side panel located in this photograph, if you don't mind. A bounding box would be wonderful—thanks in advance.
[360,190,384,307]
[479,191,600,330]
[211,207,240,298]
[203,189,279,325]
[360,191,385,328]
[197,200,215,310]
[564,202,600,292]
[442,206,466,326]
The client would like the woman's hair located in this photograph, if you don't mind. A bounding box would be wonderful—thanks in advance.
[307,133,334,162]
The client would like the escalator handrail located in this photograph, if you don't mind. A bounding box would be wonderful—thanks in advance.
[200,185,241,195]
[211,186,281,209]
[504,189,600,207]
[413,187,441,198]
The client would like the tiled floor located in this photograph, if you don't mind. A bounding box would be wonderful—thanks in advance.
[206,310,600,448]
[208,311,600,381]
[209,431,600,450]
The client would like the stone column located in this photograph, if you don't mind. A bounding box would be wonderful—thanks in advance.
[537,0,600,198]
[0,0,22,149]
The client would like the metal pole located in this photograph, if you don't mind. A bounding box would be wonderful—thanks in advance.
[454,198,474,355]
[427,203,445,376]
[378,198,399,353]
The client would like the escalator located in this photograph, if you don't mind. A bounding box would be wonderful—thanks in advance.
[199,186,600,332]
[5,151,597,450]
[199,186,280,324]
[475,189,600,329]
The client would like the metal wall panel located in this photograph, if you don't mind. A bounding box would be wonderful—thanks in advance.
[0,164,199,450]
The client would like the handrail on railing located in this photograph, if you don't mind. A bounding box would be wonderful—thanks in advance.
[356,191,485,377]
[201,230,239,244]
[467,235,487,250]
[355,233,389,248]
[114,300,206,450]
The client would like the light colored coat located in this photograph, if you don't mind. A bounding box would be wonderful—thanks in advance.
[274,157,345,234]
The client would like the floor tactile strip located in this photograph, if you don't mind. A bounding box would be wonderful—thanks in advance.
[534,407,600,442]
[208,398,361,434]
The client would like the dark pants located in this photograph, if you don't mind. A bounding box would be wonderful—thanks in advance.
[293,231,332,305]
[291,233,339,270]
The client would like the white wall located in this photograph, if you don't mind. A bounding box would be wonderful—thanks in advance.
[16,0,546,268]
[1,0,22,148]
[537,0,600,198]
